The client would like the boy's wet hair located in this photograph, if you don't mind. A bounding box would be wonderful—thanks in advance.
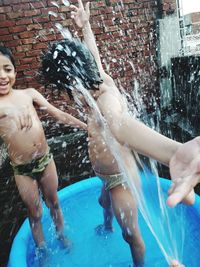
[40,38,103,98]
[0,46,16,68]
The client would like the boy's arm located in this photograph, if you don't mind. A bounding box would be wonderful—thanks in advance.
[97,92,180,166]
[28,88,87,130]
[70,0,114,85]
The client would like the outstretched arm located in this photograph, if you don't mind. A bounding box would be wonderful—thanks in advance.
[70,0,114,84]
[28,88,87,130]
[97,92,180,166]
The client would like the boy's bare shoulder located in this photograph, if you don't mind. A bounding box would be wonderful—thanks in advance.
[13,88,36,96]
[13,87,35,92]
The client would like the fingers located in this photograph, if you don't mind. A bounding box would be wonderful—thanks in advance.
[70,11,76,19]
[70,4,78,11]
[15,116,21,131]
[85,2,90,15]
[20,106,32,131]
[167,183,175,195]
[167,177,193,207]
[85,2,90,17]
[19,110,26,131]
[28,112,33,130]
[78,0,84,9]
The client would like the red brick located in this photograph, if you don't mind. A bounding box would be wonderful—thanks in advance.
[16,44,32,52]
[7,12,24,19]
[33,16,49,23]
[3,0,24,3]
[14,52,26,58]
[30,1,47,9]
[0,6,12,13]
[0,14,6,21]
[1,35,14,41]
[16,64,30,71]
[27,24,43,31]
[21,38,37,45]
[12,3,30,12]
[33,43,48,50]
[9,25,27,33]
[24,10,41,17]
[19,31,35,39]
[26,50,42,57]
[16,18,33,25]
[20,57,37,64]
[0,20,15,28]
[23,70,37,76]
[4,39,22,47]
[41,7,58,15]
[0,28,9,35]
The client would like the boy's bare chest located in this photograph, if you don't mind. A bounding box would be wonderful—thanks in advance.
[0,94,30,107]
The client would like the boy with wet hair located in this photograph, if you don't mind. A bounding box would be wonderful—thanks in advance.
[40,36,103,99]
[0,45,87,261]
[40,1,194,265]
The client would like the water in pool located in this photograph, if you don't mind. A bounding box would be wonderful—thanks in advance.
[25,178,200,267]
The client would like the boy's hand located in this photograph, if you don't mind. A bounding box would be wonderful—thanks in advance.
[70,0,90,28]
[7,106,32,131]
[77,121,87,130]
[167,137,200,207]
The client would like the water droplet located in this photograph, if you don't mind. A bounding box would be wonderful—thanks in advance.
[51,1,59,8]
[55,23,63,31]
[53,50,58,59]
[62,0,70,7]
[48,11,58,17]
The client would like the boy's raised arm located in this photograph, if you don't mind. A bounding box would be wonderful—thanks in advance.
[70,0,113,83]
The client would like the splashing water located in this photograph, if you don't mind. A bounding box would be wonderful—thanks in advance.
[51,1,60,8]
[72,78,185,265]
[62,0,70,7]
[29,3,188,264]
[48,11,58,18]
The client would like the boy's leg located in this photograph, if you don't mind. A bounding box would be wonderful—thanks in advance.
[14,175,44,247]
[40,159,70,249]
[110,184,145,267]
[96,184,114,234]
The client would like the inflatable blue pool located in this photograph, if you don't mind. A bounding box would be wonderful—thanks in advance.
[8,175,200,267]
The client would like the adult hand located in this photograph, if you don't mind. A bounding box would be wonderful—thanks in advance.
[70,0,90,28]
[167,137,200,207]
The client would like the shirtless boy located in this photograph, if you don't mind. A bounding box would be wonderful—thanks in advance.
[0,46,86,259]
[40,1,193,265]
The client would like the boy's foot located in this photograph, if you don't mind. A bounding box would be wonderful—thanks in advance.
[35,245,48,267]
[170,259,185,267]
[57,234,72,252]
[95,224,114,236]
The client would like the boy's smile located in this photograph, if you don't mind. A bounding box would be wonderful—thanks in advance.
[0,54,16,95]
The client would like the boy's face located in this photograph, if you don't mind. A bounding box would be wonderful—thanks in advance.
[0,54,16,96]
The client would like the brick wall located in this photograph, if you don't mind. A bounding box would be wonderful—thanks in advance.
[0,0,164,109]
